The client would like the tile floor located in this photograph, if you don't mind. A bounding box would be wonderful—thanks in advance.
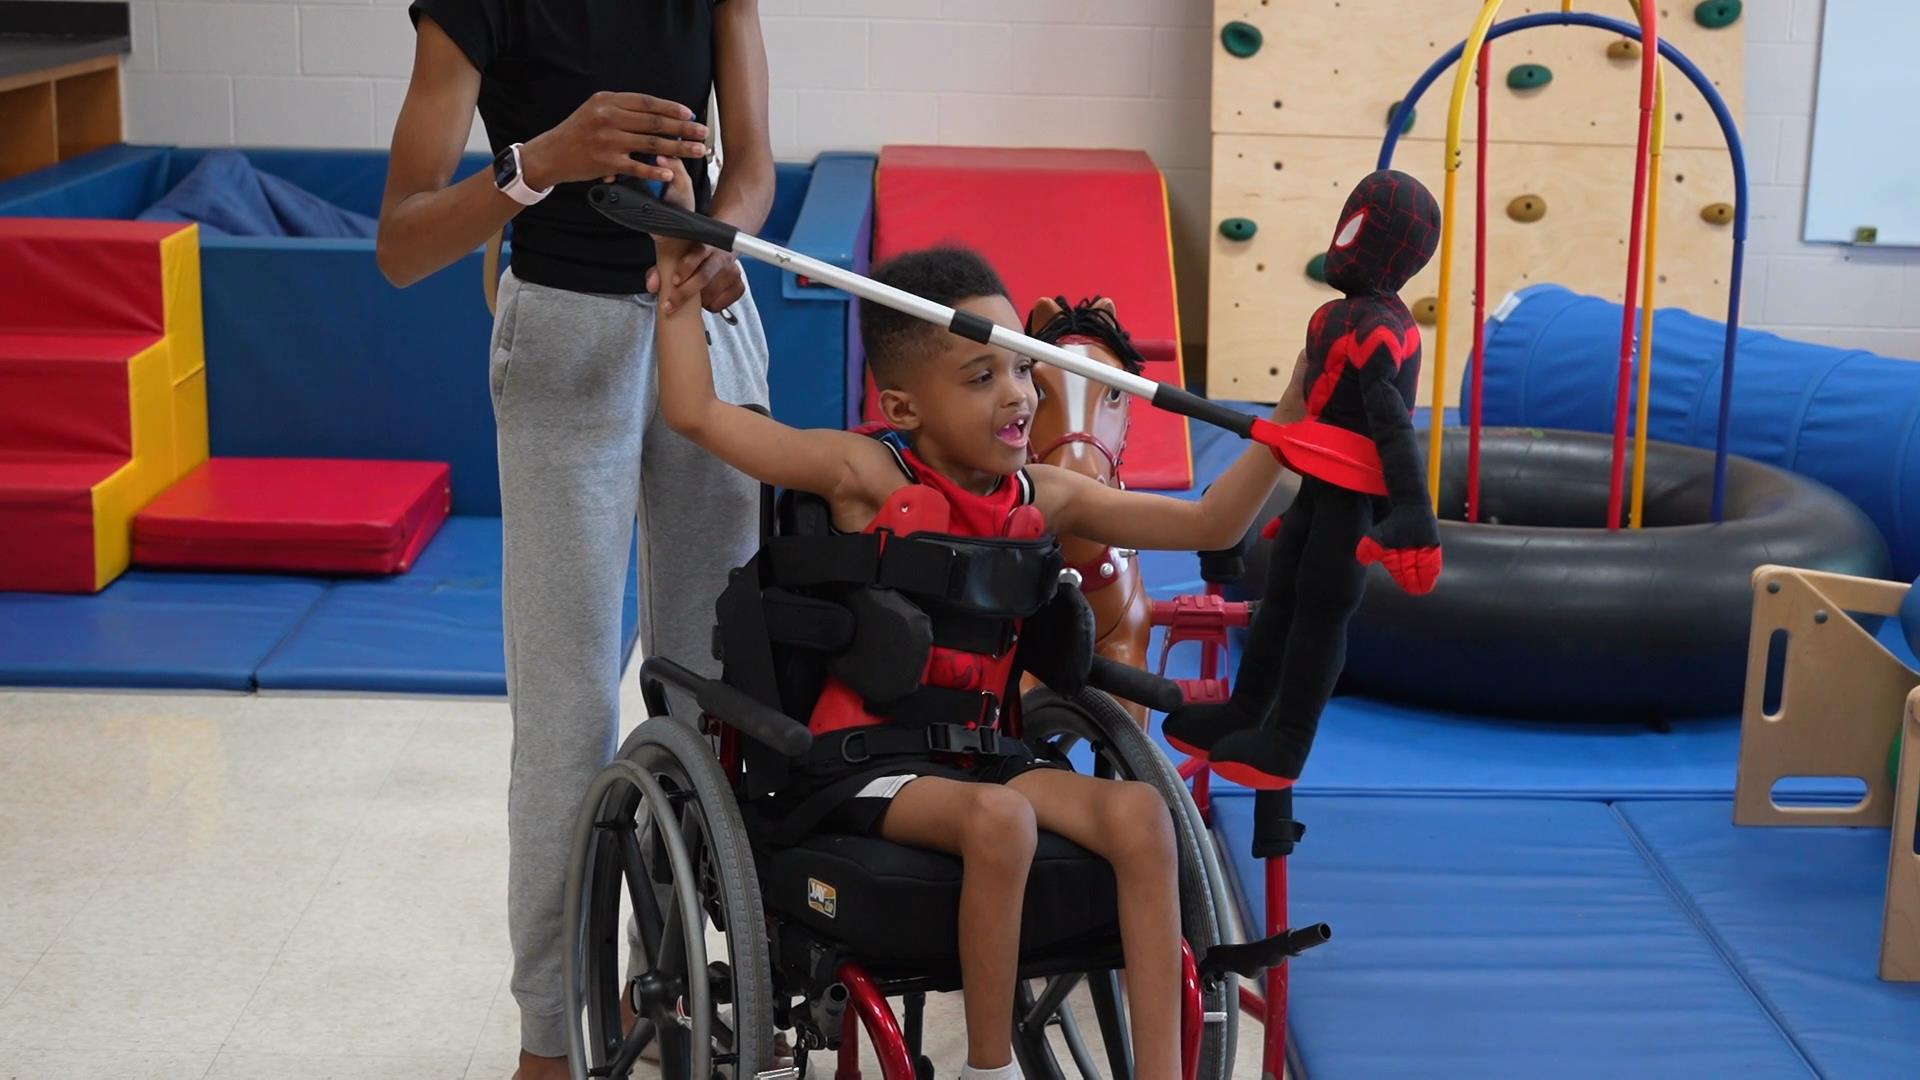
[0,667,1270,1079]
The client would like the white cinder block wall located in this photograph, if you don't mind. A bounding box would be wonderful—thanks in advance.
[117,0,1920,359]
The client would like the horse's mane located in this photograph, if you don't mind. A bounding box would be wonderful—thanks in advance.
[1030,297,1146,376]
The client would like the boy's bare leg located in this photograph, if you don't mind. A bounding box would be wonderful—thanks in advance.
[1009,770,1181,1080]
[881,777,1039,1070]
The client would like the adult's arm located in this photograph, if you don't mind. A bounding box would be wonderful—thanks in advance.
[376,14,710,289]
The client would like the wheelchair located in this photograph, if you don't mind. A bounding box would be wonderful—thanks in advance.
[559,483,1295,1080]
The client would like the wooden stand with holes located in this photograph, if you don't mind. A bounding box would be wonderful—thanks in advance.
[0,54,123,184]
[1206,0,1746,405]
[1734,565,1920,982]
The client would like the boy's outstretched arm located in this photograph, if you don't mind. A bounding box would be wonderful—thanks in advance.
[650,159,890,503]
[1039,355,1308,553]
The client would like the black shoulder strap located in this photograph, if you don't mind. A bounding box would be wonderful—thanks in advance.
[870,428,918,482]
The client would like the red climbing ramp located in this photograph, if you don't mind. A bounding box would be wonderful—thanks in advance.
[869,146,1194,490]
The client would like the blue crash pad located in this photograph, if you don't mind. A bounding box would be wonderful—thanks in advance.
[254,517,638,695]
[1619,801,1920,1078]
[0,571,327,691]
[1212,794,1815,1080]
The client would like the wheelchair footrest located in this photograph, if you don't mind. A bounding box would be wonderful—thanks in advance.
[1199,923,1332,979]
[1172,677,1232,705]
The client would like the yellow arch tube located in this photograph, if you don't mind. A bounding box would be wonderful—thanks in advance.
[1630,72,1668,527]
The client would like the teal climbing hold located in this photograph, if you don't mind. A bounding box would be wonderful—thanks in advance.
[1387,100,1415,133]
[1219,217,1258,242]
[1694,0,1742,29]
[1507,63,1552,90]
[1221,21,1262,59]
[1305,252,1327,282]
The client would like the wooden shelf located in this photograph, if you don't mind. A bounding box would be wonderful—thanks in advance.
[0,54,122,183]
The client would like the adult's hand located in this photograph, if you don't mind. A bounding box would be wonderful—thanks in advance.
[520,91,708,189]
[647,247,746,316]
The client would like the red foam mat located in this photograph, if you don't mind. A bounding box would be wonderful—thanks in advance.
[133,458,452,575]
[870,146,1192,489]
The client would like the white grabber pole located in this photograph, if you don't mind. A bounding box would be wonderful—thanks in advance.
[589,180,1287,453]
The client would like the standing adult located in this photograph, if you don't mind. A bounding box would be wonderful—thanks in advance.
[376,3,772,1076]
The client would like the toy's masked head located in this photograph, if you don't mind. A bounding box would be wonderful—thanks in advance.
[1322,169,1440,296]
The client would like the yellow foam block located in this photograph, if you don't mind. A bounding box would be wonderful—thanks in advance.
[83,224,209,591]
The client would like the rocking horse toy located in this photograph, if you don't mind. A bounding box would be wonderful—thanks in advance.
[1023,296,1156,727]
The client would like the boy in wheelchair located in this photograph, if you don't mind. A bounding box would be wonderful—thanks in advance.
[645,158,1306,1080]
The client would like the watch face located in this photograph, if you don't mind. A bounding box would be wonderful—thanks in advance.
[494,148,517,188]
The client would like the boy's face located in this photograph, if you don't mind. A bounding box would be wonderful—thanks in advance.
[879,294,1038,480]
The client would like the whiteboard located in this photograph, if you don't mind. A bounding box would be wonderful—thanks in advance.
[1804,0,1920,245]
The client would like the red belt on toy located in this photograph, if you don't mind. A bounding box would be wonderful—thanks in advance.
[1263,420,1388,496]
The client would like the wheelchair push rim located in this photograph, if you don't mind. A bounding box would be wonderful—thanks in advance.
[562,719,776,1080]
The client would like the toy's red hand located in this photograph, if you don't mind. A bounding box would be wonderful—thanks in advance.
[1355,536,1441,594]
[1356,507,1442,594]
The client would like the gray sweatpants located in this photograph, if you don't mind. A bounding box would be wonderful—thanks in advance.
[489,268,768,1056]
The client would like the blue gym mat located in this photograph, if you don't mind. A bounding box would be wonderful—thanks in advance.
[1211,793,1818,1080]
[0,571,328,692]
[254,517,638,695]
[1618,801,1920,1079]
[0,517,639,694]
[1147,624,1780,800]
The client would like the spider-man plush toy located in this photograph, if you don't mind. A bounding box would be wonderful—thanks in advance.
[1166,169,1443,788]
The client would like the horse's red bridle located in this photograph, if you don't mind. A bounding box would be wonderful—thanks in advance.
[1028,333,1132,593]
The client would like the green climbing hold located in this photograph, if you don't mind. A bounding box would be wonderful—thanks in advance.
[1387,100,1415,134]
[1219,217,1257,242]
[1694,0,1742,29]
[1221,21,1262,59]
[1305,252,1327,282]
[1507,63,1553,90]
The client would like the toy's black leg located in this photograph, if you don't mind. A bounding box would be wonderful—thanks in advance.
[1209,481,1373,786]
[1162,485,1315,758]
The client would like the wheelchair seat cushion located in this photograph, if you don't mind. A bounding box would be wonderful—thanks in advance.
[761,830,1120,962]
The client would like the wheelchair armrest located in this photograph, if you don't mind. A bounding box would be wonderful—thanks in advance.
[639,657,814,757]
[1087,655,1184,714]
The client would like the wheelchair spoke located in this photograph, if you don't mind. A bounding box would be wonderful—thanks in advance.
[1023,973,1083,1030]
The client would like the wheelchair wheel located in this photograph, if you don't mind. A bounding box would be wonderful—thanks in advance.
[1020,687,1240,1080]
[562,715,776,1080]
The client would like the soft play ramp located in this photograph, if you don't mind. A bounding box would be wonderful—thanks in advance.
[870,146,1193,489]
[1214,794,1818,1079]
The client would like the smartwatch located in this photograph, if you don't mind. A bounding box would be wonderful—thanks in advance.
[493,143,552,207]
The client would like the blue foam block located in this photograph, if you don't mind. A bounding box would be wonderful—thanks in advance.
[1213,794,1815,1080]
[1618,801,1920,1078]
[253,517,638,695]
[0,571,327,691]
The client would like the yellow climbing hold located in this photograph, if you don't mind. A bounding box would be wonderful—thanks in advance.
[1412,297,1439,325]
[1507,194,1547,223]
[1700,202,1734,226]
[1607,39,1642,60]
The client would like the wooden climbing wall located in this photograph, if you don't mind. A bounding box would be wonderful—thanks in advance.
[1207,0,1747,406]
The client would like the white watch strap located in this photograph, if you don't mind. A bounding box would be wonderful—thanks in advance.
[501,143,552,206]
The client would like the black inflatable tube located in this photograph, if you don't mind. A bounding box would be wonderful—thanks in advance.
[1334,428,1890,720]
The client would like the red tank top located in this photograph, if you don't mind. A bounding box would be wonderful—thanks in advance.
[808,428,1044,736]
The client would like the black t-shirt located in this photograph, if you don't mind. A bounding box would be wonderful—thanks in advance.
[408,0,716,294]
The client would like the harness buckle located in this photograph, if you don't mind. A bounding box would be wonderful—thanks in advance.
[839,731,871,764]
[926,724,1001,756]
